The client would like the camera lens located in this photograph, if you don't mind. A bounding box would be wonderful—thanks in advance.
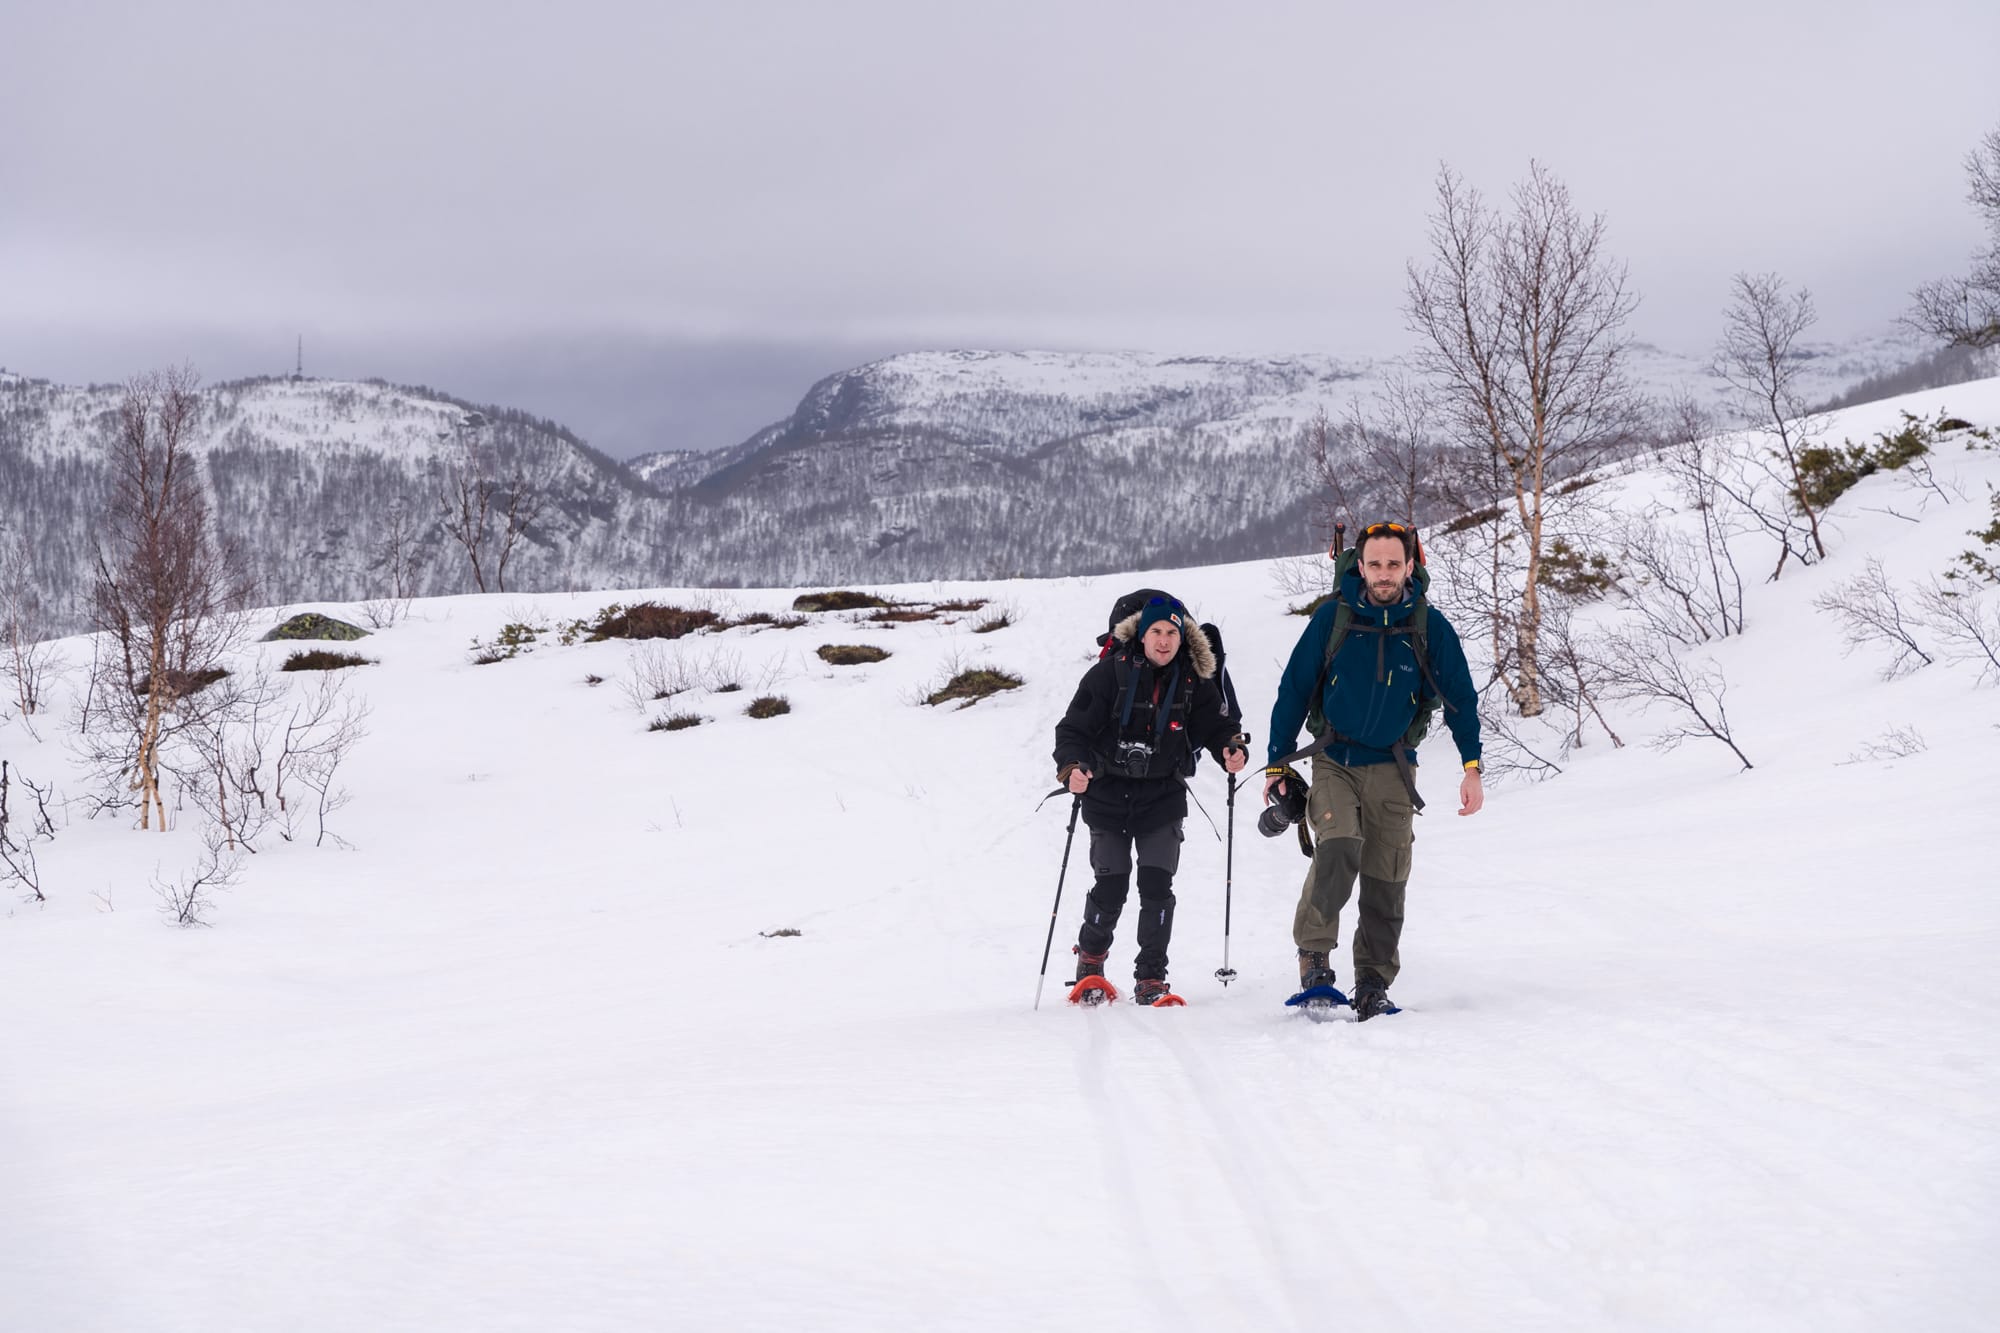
[1257,803,1294,838]
[1257,778,1308,838]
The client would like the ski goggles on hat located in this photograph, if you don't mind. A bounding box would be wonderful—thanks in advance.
[1145,596,1187,614]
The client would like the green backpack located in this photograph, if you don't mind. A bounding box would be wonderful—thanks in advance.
[1302,545,1441,750]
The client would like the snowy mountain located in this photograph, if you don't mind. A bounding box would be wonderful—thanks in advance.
[4,375,1997,1329]
[0,334,1941,626]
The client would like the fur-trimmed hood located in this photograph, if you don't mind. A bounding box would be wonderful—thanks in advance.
[1110,612,1217,679]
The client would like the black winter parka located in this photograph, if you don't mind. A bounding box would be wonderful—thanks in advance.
[1052,618,1241,836]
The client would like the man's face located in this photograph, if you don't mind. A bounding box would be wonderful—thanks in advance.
[1142,620,1182,665]
[1359,535,1411,606]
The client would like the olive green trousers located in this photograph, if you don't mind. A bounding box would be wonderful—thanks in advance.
[1291,755,1415,986]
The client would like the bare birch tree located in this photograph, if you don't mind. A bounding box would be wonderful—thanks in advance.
[1714,272,1829,575]
[1406,162,1646,717]
[438,422,547,594]
[86,367,252,830]
[1909,126,2000,349]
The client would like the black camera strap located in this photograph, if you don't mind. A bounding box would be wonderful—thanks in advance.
[1271,729,1426,814]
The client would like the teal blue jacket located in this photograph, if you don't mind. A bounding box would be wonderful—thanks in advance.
[1265,572,1483,769]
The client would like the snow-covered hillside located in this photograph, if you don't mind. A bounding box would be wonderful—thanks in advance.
[3,380,1998,1331]
[0,373,660,619]
[2,333,1944,626]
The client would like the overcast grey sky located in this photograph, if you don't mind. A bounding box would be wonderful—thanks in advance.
[4,0,1997,455]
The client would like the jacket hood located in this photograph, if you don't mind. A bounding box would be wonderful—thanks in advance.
[1111,612,1217,679]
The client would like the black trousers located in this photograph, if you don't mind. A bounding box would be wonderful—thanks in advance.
[1076,822,1182,981]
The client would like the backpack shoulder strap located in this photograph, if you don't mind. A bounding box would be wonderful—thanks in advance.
[1111,651,1141,729]
[1319,599,1354,683]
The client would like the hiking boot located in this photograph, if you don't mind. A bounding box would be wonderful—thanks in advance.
[1297,949,1336,992]
[1072,946,1108,983]
[1352,974,1393,1021]
[1133,978,1180,1006]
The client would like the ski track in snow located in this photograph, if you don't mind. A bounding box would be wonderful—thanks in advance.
[5,379,2000,1330]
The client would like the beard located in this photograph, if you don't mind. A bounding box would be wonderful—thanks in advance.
[1367,579,1403,604]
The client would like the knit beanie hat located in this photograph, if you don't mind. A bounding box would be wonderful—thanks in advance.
[1135,597,1185,641]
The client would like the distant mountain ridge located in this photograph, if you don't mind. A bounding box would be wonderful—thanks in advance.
[0,333,1949,623]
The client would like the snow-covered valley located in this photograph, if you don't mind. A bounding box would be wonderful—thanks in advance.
[4,381,1998,1332]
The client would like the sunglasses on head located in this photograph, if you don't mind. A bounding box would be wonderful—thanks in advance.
[1145,596,1187,614]
[1361,522,1410,537]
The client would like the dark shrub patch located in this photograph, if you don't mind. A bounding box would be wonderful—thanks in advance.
[733,610,809,630]
[793,590,893,612]
[1536,540,1620,599]
[649,712,705,732]
[134,667,229,697]
[281,650,374,672]
[714,681,743,693]
[818,644,891,665]
[924,668,1023,708]
[971,608,1013,633]
[1441,505,1503,534]
[746,694,791,718]
[1289,592,1336,617]
[264,612,369,642]
[935,598,989,613]
[584,673,605,686]
[868,607,942,623]
[1798,412,1945,511]
[759,927,803,937]
[590,602,723,641]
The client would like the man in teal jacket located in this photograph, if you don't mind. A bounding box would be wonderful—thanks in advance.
[1264,522,1484,1018]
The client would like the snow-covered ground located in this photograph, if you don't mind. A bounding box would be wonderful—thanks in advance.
[4,382,1999,1332]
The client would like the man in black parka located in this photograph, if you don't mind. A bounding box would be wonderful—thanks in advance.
[1053,596,1248,1005]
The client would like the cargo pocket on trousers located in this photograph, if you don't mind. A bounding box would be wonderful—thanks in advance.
[1369,801,1415,882]
[1308,778,1359,842]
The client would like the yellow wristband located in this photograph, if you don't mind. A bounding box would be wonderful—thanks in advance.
[1463,760,1482,772]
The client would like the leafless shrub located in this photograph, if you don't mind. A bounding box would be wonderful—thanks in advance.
[154,830,240,927]
[622,641,704,709]
[0,759,57,903]
[174,670,284,851]
[1898,450,1966,508]
[1838,726,1928,766]
[969,599,1017,633]
[1657,392,1749,636]
[1270,554,1336,607]
[1535,599,1623,754]
[1613,509,1743,647]
[372,497,428,601]
[1597,628,1753,771]
[1473,692,1566,783]
[1714,273,1831,577]
[703,648,747,693]
[1914,578,2000,685]
[1812,558,1934,680]
[0,534,63,734]
[271,674,369,848]
[357,597,413,630]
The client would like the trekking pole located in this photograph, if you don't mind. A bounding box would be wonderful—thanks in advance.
[1033,794,1084,1010]
[1215,773,1239,986]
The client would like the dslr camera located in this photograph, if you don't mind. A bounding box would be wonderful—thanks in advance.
[1106,740,1156,778]
[1258,772,1309,838]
